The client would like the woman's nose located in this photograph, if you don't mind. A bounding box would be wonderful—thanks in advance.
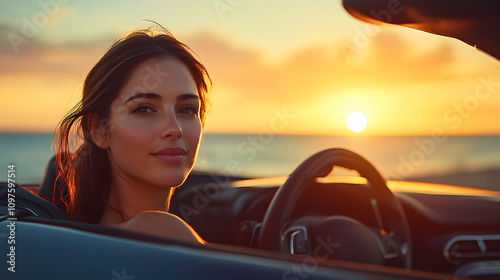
[161,110,182,139]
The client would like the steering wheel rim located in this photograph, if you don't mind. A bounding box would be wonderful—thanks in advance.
[257,148,412,268]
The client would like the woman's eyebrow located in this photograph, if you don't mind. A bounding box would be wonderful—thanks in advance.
[124,92,199,104]
[177,93,200,101]
[124,93,162,104]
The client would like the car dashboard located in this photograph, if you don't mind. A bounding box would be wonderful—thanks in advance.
[170,174,500,278]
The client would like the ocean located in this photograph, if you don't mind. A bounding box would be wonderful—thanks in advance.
[1,133,500,191]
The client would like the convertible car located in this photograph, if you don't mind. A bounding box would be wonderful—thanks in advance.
[1,1,499,279]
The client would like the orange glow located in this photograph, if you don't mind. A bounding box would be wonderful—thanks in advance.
[387,181,500,197]
[0,75,81,132]
[230,176,500,197]
[1,3,499,135]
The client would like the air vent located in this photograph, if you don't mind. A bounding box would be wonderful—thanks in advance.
[450,240,484,258]
[444,235,500,264]
[484,239,500,257]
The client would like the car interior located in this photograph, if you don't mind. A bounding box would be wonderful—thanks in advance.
[20,145,498,279]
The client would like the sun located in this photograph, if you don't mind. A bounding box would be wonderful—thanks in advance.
[346,111,367,132]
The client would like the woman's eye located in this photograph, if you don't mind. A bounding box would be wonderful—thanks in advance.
[179,105,199,116]
[132,104,154,115]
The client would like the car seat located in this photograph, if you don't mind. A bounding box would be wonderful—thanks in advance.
[39,155,69,215]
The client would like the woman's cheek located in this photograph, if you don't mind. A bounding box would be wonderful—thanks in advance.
[123,115,159,135]
[111,118,154,153]
[185,120,203,157]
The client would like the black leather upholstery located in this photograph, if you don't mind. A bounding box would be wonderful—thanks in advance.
[39,155,68,214]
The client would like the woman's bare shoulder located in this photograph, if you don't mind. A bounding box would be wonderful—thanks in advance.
[113,211,205,244]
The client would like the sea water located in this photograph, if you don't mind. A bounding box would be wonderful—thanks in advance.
[1,133,500,190]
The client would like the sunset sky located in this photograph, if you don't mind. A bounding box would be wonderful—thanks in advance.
[1,0,499,135]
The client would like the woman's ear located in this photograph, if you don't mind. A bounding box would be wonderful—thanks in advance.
[88,113,110,149]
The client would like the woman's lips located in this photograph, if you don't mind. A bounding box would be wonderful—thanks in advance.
[151,147,187,164]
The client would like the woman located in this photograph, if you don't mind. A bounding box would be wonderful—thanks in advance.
[54,27,210,244]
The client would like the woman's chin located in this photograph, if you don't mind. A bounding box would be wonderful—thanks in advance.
[149,172,189,189]
[149,160,194,185]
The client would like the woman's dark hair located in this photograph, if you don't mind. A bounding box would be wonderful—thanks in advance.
[53,27,211,223]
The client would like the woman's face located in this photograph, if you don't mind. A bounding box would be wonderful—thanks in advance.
[100,57,202,190]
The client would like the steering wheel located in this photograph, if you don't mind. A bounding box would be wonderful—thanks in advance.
[258,148,412,268]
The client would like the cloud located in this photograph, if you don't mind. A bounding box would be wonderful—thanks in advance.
[0,26,470,97]
[183,29,500,135]
[0,22,111,78]
[46,5,75,27]
[358,32,462,82]
[0,21,46,56]
[1,26,497,134]
[185,29,469,105]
